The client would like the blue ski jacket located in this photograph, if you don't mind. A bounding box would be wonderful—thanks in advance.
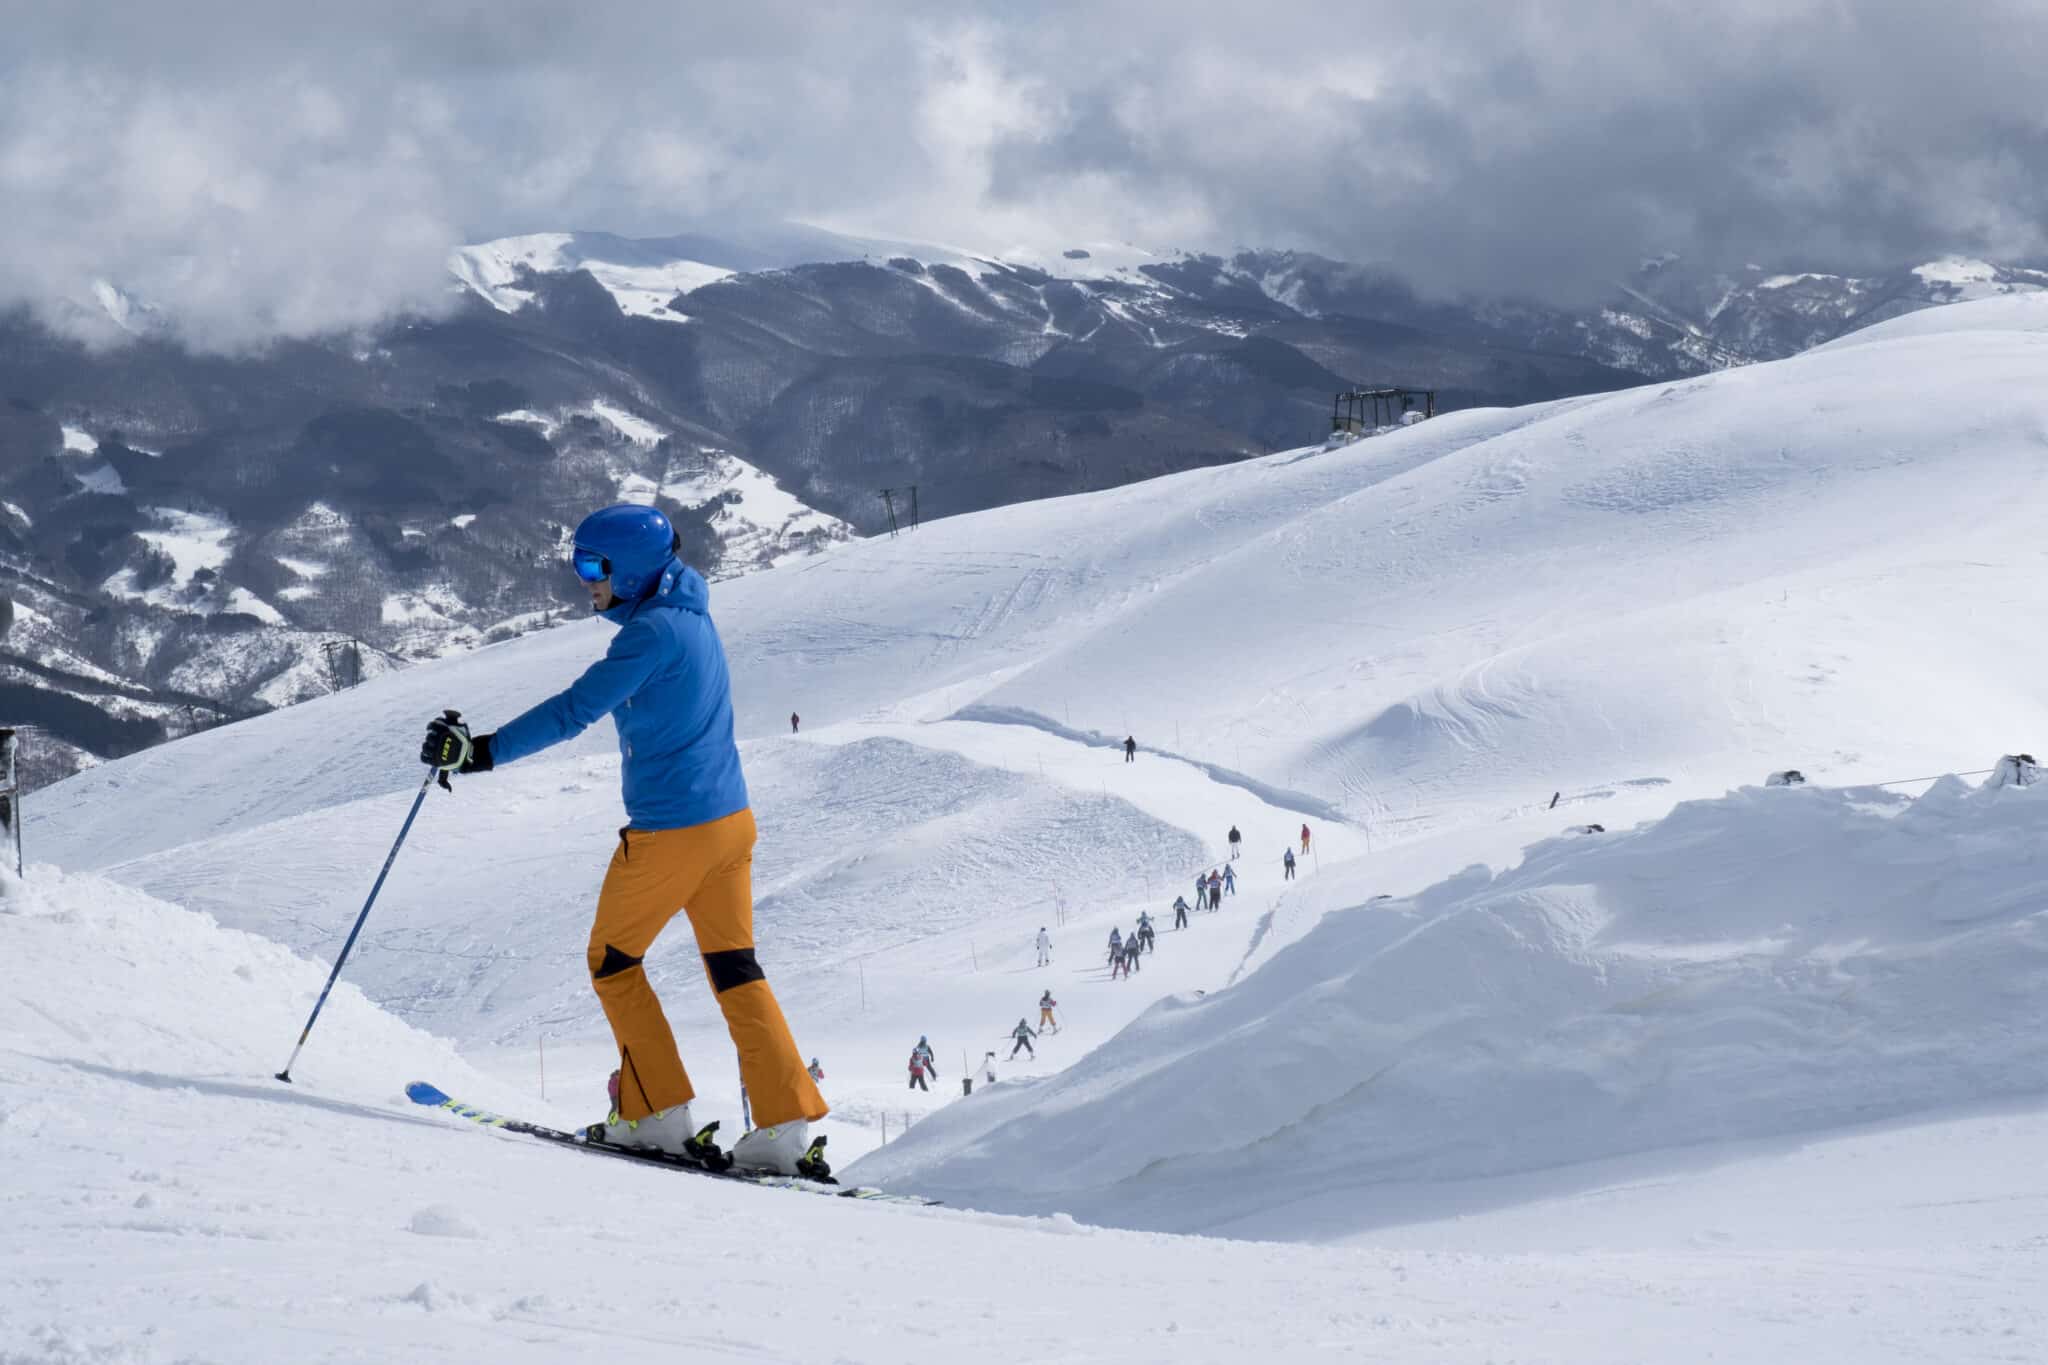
[491,559,749,830]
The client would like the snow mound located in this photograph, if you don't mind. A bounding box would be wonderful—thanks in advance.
[848,773,2048,1237]
[0,863,514,1118]
[1819,289,2048,351]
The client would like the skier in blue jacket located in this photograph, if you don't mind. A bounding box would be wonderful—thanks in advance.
[420,503,826,1177]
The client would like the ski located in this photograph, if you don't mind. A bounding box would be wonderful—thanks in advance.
[405,1082,940,1206]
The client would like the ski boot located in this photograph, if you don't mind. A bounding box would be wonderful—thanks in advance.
[731,1121,833,1181]
[587,1069,733,1169]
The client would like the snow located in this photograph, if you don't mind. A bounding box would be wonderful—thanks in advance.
[2,500,31,526]
[138,507,233,582]
[492,409,558,436]
[17,293,2048,1358]
[1819,288,2048,352]
[60,424,97,454]
[586,399,663,446]
[1913,255,1998,286]
[100,507,239,610]
[72,462,125,494]
[577,259,729,321]
[449,513,477,529]
[1758,271,1844,289]
[225,586,287,624]
[446,232,573,312]
[450,234,729,320]
[660,448,856,571]
[381,585,467,628]
[850,776,2048,1233]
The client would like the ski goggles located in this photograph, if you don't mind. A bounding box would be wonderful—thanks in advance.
[570,547,611,583]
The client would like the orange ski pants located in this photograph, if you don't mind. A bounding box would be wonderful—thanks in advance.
[588,808,827,1127]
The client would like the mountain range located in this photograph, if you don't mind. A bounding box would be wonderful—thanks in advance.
[1,227,2040,784]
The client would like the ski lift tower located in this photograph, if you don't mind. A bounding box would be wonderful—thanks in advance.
[1332,386,1436,437]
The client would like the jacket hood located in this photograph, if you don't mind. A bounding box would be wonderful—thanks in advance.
[601,556,708,625]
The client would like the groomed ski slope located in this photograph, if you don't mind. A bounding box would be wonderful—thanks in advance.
[8,293,2048,1360]
[5,863,2041,1362]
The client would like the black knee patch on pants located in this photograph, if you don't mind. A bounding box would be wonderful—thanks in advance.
[593,944,644,980]
[703,947,764,994]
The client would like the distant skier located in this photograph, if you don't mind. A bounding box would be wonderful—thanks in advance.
[1110,944,1130,980]
[790,712,800,734]
[418,502,824,1176]
[1010,1019,1038,1059]
[912,1035,937,1081]
[807,1057,824,1083]
[1039,990,1059,1033]
[1222,863,1236,896]
[1036,926,1053,967]
[1125,934,1142,973]
[1195,873,1207,910]
[1283,848,1296,880]
[1207,869,1222,909]
[908,1049,930,1091]
[1136,910,1155,952]
[1123,736,1137,763]
[1228,825,1242,860]
[1172,895,1190,930]
[1301,823,1312,856]
[1107,926,1123,967]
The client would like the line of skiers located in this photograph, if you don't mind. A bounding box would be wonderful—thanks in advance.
[1107,912,1158,979]
[903,819,1318,1093]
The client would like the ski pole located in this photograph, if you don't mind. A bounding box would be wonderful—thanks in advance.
[275,757,442,1083]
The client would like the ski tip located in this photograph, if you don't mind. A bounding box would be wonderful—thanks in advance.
[405,1081,452,1106]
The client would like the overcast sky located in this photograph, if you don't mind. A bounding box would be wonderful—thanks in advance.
[4,0,2045,349]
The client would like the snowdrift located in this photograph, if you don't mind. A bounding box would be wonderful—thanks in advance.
[847,773,2048,1237]
[0,865,518,1116]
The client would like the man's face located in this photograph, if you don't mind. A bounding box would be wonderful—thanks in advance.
[586,577,614,611]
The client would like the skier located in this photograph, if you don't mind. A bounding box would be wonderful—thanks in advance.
[1110,944,1129,980]
[1123,736,1137,763]
[1107,926,1123,967]
[912,1034,937,1080]
[1010,1018,1038,1059]
[1207,869,1222,909]
[420,503,825,1176]
[1283,847,1296,880]
[1172,894,1190,930]
[807,1057,824,1083]
[790,712,800,734]
[1039,990,1059,1033]
[1036,926,1053,967]
[1222,863,1236,897]
[979,1051,1000,1087]
[1136,910,1155,952]
[1301,823,1312,856]
[908,1048,930,1091]
[1125,932,1142,973]
[1195,872,1207,911]
[1228,825,1241,859]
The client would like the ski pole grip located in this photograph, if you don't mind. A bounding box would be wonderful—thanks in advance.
[436,710,462,791]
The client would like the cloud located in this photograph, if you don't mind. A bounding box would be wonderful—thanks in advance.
[3,0,2044,349]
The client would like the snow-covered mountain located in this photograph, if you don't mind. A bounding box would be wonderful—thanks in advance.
[0,230,1655,783]
[9,222,2042,788]
[11,292,2048,1360]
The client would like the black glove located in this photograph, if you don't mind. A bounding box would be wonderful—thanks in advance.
[420,710,494,784]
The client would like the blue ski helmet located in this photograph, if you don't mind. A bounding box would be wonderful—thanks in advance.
[571,504,677,602]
